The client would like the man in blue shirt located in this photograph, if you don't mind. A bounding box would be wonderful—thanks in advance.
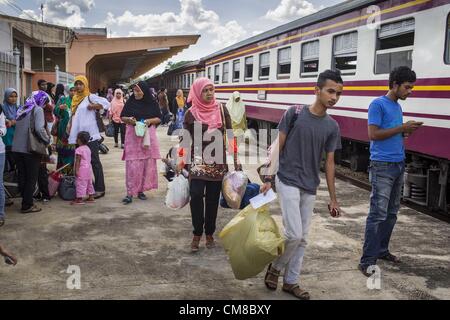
[359,66,423,276]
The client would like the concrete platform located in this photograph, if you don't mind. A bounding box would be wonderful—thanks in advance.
[0,126,449,300]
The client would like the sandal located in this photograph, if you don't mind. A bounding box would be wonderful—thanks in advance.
[122,196,133,205]
[282,284,310,300]
[21,205,42,213]
[264,263,280,291]
[379,252,401,263]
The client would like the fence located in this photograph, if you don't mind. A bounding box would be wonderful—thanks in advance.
[0,51,17,101]
[55,65,75,87]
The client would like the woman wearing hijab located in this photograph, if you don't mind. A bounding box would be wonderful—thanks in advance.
[44,82,56,145]
[120,81,162,205]
[171,89,186,114]
[53,84,76,174]
[54,84,65,106]
[1,89,19,172]
[0,103,8,226]
[177,78,241,252]
[106,88,114,103]
[68,75,110,199]
[226,91,247,138]
[11,91,50,213]
[109,89,126,149]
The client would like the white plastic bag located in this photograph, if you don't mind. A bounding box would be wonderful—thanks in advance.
[222,171,248,209]
[165,175,190,210]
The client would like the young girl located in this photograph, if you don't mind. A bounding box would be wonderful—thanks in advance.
[72,131,95,205]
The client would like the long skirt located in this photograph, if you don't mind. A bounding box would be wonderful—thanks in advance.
[125,158,158,197]
[56,137,75,175]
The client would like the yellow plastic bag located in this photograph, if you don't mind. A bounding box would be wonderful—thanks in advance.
[219,204,284,280]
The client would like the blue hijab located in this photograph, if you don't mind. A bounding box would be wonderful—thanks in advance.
[2,88,19,120]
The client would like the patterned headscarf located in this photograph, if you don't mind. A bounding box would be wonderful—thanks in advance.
[16,90,49,121]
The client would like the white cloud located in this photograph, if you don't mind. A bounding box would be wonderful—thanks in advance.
[265,0,322,22]
[99,0,247,48]
[19,0,95,27]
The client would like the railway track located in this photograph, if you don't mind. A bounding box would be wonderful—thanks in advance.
[333,164,450,224]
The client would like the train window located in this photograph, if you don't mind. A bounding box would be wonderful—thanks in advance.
[277,47,291,78]
[375,19,414,74]
[301,40,319,76]
[446,15,450,64]
[207,67,212,80]
[244,56,253,81]
[233,60,240,82]
[214,65,220,84]
[259,52,270,80]
[222,62,229,83]
[333,31,358,75]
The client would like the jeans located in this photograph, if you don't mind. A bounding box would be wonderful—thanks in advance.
[189,179,222,236]
[14,152,41,210]
[360,161,405,267]
[0,153,5,218]
[113,122,126,145]
[88,140,105,193]
[272,175,316,285]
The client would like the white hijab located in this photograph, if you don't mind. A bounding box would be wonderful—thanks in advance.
[226,91,245,124]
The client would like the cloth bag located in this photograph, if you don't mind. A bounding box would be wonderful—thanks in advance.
[219,204,284,280]
[222,171,248,209]
[165,174,190,210]
[58,176,76,201]
[28,108,48,156]
[105,121,114,137]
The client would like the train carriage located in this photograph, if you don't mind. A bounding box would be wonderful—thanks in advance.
[148,0,450,214]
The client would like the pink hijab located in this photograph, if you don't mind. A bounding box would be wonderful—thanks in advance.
[187,78,222,130]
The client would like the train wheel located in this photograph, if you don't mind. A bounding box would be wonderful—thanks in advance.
[350,154,368,172]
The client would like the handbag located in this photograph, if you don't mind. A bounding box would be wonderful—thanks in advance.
[167,121,175,136]
[87,95,105,133]
[28,108,48,156]
[58,175,76,201]
[105,121,114,137]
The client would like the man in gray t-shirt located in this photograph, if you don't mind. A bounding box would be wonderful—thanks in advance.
[262,70,343,300]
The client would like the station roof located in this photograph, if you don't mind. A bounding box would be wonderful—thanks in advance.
[69,31,201,85]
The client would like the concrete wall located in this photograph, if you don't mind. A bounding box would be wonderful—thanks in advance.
[0,20,12,52]
[23,42,31,70]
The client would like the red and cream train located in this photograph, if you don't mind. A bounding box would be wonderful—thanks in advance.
[147,0,450,214]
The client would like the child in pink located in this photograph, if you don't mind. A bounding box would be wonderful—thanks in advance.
[71,131,95,205]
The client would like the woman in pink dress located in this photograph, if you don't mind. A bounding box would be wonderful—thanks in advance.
[120,81,162,205]
[72,131,95,205]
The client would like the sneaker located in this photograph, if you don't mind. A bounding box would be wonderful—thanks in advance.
[191,236,201,252]
[205,235,215,249]
[42,198,50,203]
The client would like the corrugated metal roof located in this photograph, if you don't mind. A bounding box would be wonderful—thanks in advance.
[202,0,382,61]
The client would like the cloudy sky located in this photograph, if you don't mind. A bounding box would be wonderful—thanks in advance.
[1,0,343,76]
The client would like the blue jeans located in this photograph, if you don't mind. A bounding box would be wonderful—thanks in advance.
[360,160,405,267]
[0,152,5,219]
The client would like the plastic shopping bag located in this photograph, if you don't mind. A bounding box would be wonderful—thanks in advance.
[222,171,248,209]
[48,171,62,197]
[135,121,146,137]
[165,175,190,210]
[219,204,284,280]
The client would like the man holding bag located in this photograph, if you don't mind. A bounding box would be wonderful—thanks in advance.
[261,70,343,300]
